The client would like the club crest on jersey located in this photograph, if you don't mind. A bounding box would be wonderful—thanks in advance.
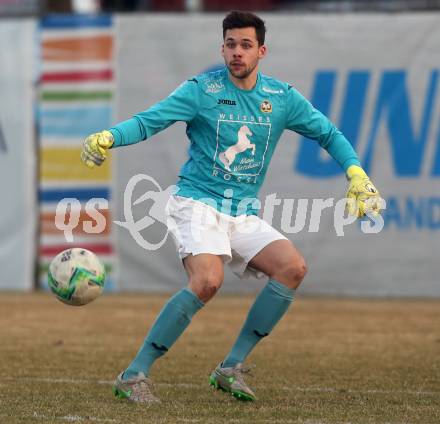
[260,100,272,113]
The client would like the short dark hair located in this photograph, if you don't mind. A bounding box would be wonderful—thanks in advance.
[222,11,266,46]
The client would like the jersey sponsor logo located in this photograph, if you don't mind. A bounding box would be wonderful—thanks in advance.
[217,99,236,106]
[219,113,271,123]
[219,125,255,171]
[260,100,272,113]
[213,117,271,181]
[262,86,284,94]
[205,81,225,94]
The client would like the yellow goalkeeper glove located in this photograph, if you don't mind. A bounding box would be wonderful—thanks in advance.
[81,130,114,168]
[346,165,382,218]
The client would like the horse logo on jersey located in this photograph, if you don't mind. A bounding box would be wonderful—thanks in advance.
[219,125,255,171]
[260,100,272,113]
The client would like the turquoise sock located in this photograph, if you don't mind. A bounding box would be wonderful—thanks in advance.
[222,279,295,368]
[123,287,204,379]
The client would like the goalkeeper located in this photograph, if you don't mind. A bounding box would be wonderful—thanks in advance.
[81,11,381,404]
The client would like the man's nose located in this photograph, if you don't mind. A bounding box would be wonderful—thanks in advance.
[233,47,243,57]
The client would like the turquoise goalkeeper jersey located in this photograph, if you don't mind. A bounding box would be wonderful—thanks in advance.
[110,68,360,216]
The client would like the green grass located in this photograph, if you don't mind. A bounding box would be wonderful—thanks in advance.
[0,293,439,423]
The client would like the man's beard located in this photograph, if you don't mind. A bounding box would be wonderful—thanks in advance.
[227,61,257,80]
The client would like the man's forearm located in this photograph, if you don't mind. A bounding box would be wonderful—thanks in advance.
[109,116,147,147]
[320,128,360,173]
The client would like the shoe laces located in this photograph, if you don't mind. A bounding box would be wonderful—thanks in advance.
[233,364,256,384]
[133,376,155,398]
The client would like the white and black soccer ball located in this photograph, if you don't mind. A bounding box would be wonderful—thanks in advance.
[48,248,106,306]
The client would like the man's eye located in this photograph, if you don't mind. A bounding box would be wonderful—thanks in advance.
[226,43,235,49]
[242,44,252,49]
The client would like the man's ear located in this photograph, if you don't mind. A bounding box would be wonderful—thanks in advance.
[259,45,267,59]
[221,44,225,57]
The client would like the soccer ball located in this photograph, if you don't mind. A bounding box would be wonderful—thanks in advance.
[48,248,105,306]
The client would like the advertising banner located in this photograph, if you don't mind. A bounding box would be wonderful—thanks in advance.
[0,20,36,290]
[38,15,118,291]
[113,14,440,296]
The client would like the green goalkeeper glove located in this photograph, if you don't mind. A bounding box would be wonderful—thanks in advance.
[81,130,114,168]
[346,165,382,218]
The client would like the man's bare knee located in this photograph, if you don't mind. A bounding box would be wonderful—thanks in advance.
[271,259,308,289]
[189,274,223,303]
[184,254,224,303]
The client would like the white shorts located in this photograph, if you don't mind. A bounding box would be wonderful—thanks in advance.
[165,195,287,279]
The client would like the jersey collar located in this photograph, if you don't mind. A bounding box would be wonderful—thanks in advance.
[225,69,261,94]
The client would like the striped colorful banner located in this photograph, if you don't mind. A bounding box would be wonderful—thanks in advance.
[39,106,112,137]
[40,147,111,181]
[42,35,113,62]
[40,209,112,236]
[41,15,112,29]
[39,187,110,202]
[41,69,113,83]
[40,91,112,101]
[39,14,117,292]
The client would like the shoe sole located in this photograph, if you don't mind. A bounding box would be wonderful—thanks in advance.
[209,375,255,401]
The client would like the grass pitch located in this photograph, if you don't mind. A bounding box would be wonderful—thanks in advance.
[0,293,439,424]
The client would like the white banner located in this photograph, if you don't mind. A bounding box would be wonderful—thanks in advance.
[114,14,440,296]
[0,20,36,290]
